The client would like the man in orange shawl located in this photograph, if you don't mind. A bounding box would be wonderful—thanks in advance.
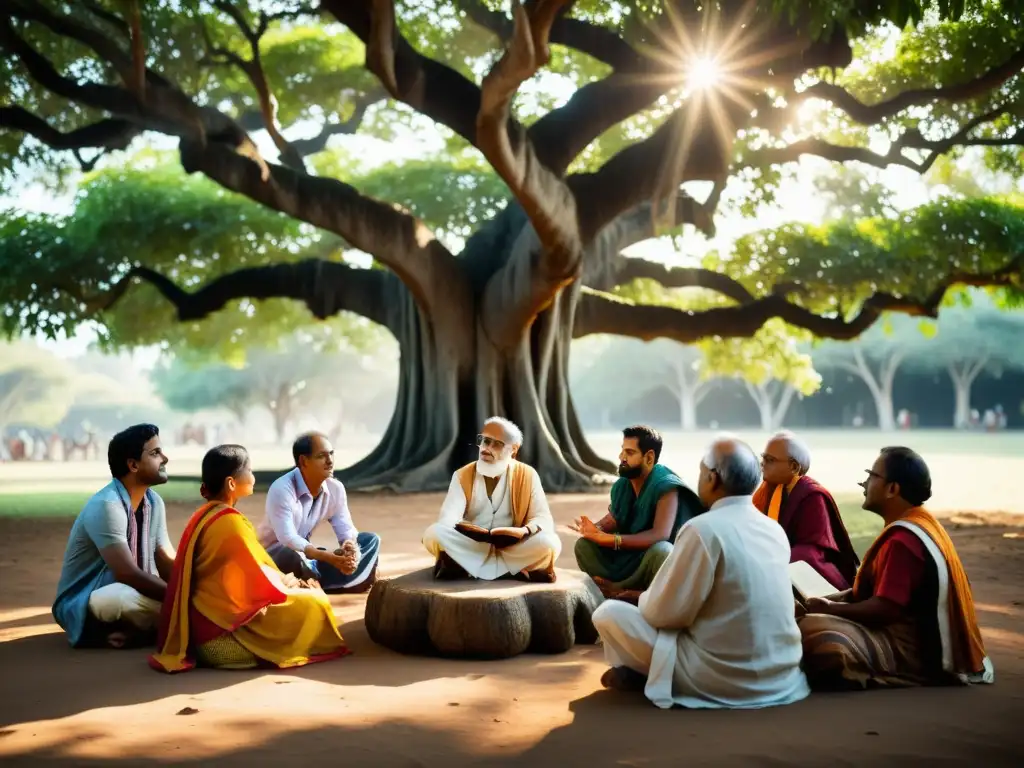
[798,446,994,689]
[422,417,561,582]
[150,445,348,673]
[753,431,859,590]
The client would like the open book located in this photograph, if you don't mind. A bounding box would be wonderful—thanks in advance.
[455,521,529,549]
[789,560,838,606]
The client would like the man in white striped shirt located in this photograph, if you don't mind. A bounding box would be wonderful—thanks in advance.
[257,432,380,594]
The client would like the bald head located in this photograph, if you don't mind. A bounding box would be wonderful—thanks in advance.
[699,436,762,507]
[762,430,810,485]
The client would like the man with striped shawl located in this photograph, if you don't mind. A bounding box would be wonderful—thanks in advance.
[52,424,176,649]
[799,447,995,689]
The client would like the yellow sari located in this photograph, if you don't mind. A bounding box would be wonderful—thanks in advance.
[149,502,349,673]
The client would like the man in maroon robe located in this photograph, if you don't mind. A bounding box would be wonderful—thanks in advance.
[753,431,859,590]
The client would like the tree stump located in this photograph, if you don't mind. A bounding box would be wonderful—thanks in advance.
[364,568,605,659]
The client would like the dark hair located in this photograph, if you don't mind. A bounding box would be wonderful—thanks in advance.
[107,424,160,479]
[200,444,251,500]
[622,425,663,463]
[879,446,932,506]
[292,431,328,466]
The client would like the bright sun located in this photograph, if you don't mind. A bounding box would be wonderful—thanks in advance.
[687,55,722,90]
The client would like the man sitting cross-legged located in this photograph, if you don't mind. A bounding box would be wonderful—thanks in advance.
[257,432,381,594]
[571,425,703,604]
[422,416,561,582]
[753,430,860,591]
[592,436,810,710]
[799,447,994,689]
[52,423,176,649]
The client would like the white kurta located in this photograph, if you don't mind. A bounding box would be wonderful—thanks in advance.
[422,462,561,579]
[592,494,810,709]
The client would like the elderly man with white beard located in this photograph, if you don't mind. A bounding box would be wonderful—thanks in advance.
[422,417,561,582]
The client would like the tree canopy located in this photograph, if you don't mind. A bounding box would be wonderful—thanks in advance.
[2,1,1023,489]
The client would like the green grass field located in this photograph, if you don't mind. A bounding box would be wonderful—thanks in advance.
[0,480,199,518]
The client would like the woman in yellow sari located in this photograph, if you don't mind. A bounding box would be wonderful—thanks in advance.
[149,444,349,673]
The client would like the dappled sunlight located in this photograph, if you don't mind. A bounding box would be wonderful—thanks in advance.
[0,658,595,763]
[0,606,50,625]
[978,625,1024,651]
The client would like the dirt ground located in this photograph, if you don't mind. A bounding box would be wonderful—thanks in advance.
[1,493,1022,766]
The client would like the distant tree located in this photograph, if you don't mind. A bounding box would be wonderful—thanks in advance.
[902,296,1024,427]
[0,342,74,436]
[701,319,822,431]
[153,326,396,441]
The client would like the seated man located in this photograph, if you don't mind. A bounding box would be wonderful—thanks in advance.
[52,424,175,649]
[257,431,380,594]
[423,416,560,582]
[753,430,859,590]
[571,425,702,603]
[592,436,810,709]
[799,447,994,689]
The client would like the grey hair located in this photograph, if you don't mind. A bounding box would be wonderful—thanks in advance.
[772,430,811,474]
[484,416,523,447]
[703,435,762,496]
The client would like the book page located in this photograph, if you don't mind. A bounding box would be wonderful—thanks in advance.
[789,560,837,601]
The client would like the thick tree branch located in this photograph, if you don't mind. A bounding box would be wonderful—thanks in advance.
[178,140,462,312]
[2,10,271,180]
[570,106,736,241]
[324,0,485,148]
[458,0,643,71]
[0,106,140,151]
[477,0,581,275]
[574,253,1024,343]
[585,256,756,305]
[798,46,1024,125]
[204,1,305,170]
[528,4,853,175]
[104,260,402,333]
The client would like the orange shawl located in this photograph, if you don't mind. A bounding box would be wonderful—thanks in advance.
[854,507,988,678]
[457,460,533,528]
[149,501,347,673]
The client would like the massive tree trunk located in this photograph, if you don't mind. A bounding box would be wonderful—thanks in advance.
[338,207,618,492]
[64,0,1015,491]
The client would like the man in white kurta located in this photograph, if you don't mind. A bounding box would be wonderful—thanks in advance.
[423,417,561,581]
[592,436,810,709]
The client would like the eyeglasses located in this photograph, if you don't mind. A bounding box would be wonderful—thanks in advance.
[476,434,505,451]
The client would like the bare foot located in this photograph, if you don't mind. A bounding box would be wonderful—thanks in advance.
[106,631,127,649]
[600,666,647,692]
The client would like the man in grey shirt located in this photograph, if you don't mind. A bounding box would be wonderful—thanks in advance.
[52,424,176,648]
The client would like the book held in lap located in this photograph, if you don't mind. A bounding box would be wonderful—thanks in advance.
[455,521,528,549]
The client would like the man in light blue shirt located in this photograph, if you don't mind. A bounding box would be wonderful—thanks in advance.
[256,431,380,593]
[52,424,176,648]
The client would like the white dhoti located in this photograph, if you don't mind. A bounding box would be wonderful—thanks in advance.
[423,523,561,580]
[592,599,656,675]
[87,583,162,629]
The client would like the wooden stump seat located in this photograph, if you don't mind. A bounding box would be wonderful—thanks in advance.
[364,567,604,659]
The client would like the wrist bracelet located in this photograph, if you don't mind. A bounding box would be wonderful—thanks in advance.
[613,533,621,550]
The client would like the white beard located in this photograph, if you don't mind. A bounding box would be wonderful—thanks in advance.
[476,453,512,478]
